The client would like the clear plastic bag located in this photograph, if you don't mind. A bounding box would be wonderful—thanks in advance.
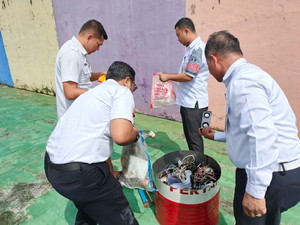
[119,131,156,192]
[150,72,176,108]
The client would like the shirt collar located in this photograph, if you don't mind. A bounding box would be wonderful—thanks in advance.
[187,37,200,50]
[223,58,247,87]
[71,36,87,55]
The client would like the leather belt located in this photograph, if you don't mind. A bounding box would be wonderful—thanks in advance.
[274,158,300,172]
[49,161,90,171]
[46,152,90,171]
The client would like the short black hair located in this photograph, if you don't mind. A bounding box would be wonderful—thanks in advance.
[106,61,135,81]
[205,30,243,59]
[174,17,196,32]
[79,19,108,40]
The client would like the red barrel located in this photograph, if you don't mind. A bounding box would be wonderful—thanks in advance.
[153,151,221,225]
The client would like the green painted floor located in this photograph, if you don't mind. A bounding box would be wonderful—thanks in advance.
[0,85,299,225]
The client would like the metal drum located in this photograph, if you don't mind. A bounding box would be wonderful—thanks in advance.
[153,151,221,225]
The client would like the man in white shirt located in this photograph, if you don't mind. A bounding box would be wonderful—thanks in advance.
[55,19,108,119]
[159,17,209,153]
[45,61,139,225]
[199,31,300,225]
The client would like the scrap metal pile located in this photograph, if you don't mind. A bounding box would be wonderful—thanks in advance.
[159,155,217,190]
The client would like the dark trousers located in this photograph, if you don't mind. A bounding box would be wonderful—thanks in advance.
[180,105,208,153]
[234,167,300,225]
[44,153,138,225]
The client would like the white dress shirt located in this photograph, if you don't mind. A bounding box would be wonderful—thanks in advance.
[176,37,209,108]
[214,58,300,198]
[46,79,135,164]
[55,36,93,119]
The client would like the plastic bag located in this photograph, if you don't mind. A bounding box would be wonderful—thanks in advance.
[150,72,176,108]
[119,131,156,192]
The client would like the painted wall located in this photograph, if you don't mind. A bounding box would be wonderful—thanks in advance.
[0,0,58,94]
[0,32,13,86]
[186,0,300,130]
[1,0,299,130]
[52,0,185,121]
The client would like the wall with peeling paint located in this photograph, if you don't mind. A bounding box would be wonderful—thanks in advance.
[0,0,58,95]
[186,0,300,130]
[52,0,185,121]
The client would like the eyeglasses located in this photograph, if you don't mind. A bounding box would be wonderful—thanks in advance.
[132,81,138,92]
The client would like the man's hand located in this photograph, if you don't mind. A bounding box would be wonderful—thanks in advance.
[198,126,215,140]
[158,72,193,82]
[90,71,107,81]
[111,170,121,179]
[242,192,267,218]
[158,72,168,82]
[106,158,122,179]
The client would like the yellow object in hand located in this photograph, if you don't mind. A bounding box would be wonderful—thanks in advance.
[98,74,106,83]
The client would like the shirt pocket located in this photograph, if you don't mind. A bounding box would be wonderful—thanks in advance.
[80,64,91,83]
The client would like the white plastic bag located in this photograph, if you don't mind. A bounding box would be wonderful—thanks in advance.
[119,131,156,192]
[150,72,176,108]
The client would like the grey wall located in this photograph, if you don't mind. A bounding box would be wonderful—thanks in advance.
[52,0,185,121]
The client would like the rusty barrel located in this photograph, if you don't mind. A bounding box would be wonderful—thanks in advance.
[153,150,221,225]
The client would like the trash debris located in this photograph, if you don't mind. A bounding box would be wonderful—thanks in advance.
[148,131,155,138]
[119,131,156,192]
[159,154,217,190]
[170,170,192,189]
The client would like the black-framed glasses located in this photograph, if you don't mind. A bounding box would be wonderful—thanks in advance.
[132,81,138,92]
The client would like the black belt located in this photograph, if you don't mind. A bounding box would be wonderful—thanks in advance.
[49,161,91,171]
[46,152,91,171]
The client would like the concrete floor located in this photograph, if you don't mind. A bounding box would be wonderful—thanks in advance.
[0,85,299,225]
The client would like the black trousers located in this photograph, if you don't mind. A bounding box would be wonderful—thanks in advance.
[234,167,300,225]
[180,105,208,153]
[44,153,138,225]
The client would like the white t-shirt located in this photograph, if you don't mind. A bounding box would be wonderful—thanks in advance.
[55,36,92,119]
[176,37,209,108]
[46,79,135,164]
